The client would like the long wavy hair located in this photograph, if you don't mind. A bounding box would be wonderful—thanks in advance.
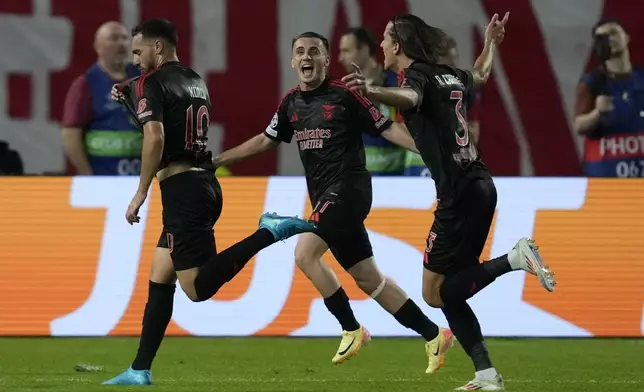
[389,14,450,64]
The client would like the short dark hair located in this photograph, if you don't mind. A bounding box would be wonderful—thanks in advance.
[344,27,378,56]
[292,32,330,52]
[592,17,624,37]
[389,14,450,64]
[132,18,178,46]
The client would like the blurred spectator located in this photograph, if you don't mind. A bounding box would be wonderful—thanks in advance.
[0,141,24,175]
[574,18,644,177]
[404,37,481,176]
[61,21,142,176]
[339,27,406,176]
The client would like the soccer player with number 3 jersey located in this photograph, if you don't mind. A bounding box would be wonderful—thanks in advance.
[343,13,557,391]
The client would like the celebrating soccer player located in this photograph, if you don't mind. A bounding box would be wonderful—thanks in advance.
[216,32,452,372]
[343,13,556,390]
[102,19,315,385]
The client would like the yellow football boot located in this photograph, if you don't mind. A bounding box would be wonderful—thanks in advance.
[331,325,371,364]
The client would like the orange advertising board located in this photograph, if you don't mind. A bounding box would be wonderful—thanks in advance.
[0,177,643,337]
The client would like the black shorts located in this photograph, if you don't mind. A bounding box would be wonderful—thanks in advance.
[423,176,497,276]
[157,170,223,271]
[309,180,373,270]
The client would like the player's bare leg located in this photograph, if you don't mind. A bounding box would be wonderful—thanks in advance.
[421,268,446,307]
[295,233,339,297]
[294,233,369,364]
[349,258,449,373]
[103,248,176,385]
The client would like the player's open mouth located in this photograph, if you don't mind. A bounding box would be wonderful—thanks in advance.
[301,64,314,77]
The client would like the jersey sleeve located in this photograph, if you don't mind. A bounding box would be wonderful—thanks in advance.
[400,67,429,109]
[345,89,393,136]
[264,95,293,143]
[134,76,164,124]
[455,68,475,94]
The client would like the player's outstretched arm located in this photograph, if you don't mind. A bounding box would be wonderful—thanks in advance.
[381,122,419,154]
[342,62,419,110]
[366,86,419,111]
[342,68,419,110]
[214,133,279,168]
[471,12,509,86]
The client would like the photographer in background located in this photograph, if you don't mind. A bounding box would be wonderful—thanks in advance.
[574,18,644,177]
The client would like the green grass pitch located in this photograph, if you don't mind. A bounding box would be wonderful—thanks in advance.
[0,337,641,391]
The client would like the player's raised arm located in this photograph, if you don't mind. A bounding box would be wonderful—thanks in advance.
[471,12,509,86]
[214,98,292,168]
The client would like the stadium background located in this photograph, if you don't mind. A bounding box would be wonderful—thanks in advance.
[0,0,643,340]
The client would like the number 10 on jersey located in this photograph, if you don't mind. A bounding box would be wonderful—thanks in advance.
[185,104,209,150]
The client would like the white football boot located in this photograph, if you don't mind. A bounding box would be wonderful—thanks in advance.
[512,238,556,292]
[456,374,505,390]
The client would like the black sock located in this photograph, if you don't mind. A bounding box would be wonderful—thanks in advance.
[131,281,175,371]
[440,255,511,305]
[194,228,274,301]
[393,299,439,341]
[439,265,494,305]
[468,342,493,372]
[441,302,493,371]
[323,288,360,331]
[482,254,512,278]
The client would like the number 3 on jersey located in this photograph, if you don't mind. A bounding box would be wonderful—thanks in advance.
[450,90,469,147]
[185,104,209,150]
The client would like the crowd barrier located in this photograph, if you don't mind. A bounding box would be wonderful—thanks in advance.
[1,177,643,337]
